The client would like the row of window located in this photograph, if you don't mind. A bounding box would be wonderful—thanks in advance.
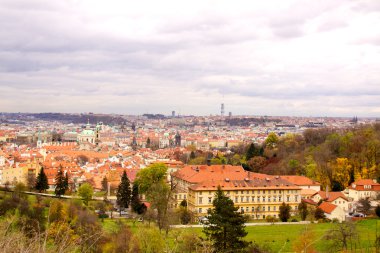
[198,205,298,214]
[198,195,298,204]
[174,194,187,200]
[198,189,299,195]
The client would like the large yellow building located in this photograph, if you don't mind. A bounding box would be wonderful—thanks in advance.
[172,165,308,219]
[187,178,300,219]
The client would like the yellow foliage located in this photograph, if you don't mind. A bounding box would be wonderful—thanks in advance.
[332,158,352,189]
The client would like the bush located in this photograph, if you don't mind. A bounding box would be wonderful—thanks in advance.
[291,218,298,222]
[98,213,109,219]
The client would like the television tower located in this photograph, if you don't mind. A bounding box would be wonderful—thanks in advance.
[221,103,225,117]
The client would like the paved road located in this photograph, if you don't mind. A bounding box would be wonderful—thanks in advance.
[171,221,311,228]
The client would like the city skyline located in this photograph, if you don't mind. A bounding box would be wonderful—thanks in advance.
[1,0,380,117]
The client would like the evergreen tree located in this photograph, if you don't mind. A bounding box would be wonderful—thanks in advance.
[279,202,291,222]
[64,172,69,191]
[131,182,146,214]
[101,176,108,192]
[246,143,260,161]
[146,137,151,148]
[203,186,249,252]
[35,167,49,192]
[116,170,132,212]
[298,201,309,221]
[54,166,66,197]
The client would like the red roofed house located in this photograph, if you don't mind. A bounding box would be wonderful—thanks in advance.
[348,179,380,201]
[318,202,346,222]
[312,191,349,212]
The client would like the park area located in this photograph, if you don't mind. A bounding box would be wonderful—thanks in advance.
[102,218,379,252]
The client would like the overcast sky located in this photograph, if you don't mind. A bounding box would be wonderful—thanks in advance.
[1,0,380,116]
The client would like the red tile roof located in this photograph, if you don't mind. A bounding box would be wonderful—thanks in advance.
[319,202,337,214]
[349,179,380,191]
[280,175,321,186]
[313,191,348,202]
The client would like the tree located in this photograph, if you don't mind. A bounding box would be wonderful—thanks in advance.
[179,207,192,225]
[131,182,146,215]
[26,173,36,191]
[314,207,325,220]
[203,186,249,253]
[64,172,69,192]
[101,177,108,192]
[279,202,291,222]
[78,183,93,206]
[292,226,316,253]
[298,201,309,221]
[35,167,49,192]
[375,205,380,218]
[55,166,67,197]
[246,143,261,161]
[135,163,173,232]
[325,222,357,251]
[247,156,266,172]
[265,132,279,149]
[357,197,371,216]
[146,137,151,148]
[116,170,132,213]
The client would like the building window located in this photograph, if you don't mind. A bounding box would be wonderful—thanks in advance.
[273,197,277,202]
[287,196,290,202]
[252,207,255,212]
[208,197,212,204]
[235,197,238,203]
[252,196,255,202]
[199,191,202,195]
[263,215,266,219]
[274,206,276,211]
[246,196,249,202]
[199,208,202,213]
[241,207,244,213]
[263,197,266,202]
[241,190,244,194]
[268,206,270,211]
[258,197,260,202]
[263,206,265,211]
[241,196,244,202]
[199,197,203,204]
[268,197,271,202]
[179,194,181,199]
[184,195,187,199]
[246,207,249,212]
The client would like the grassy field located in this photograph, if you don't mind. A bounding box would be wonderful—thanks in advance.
[101,218,379,252]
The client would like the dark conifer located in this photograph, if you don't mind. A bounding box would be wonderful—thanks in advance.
[116,170,132,212]
[203,187,249,252]
[35,167,49,192]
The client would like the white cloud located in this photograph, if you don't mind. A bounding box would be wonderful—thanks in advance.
[0,0,379,116]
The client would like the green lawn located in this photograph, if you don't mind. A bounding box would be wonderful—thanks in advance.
[171,219,379,252]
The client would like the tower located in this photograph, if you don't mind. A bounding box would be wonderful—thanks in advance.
[221,103,225,117]
[175,131,181,147]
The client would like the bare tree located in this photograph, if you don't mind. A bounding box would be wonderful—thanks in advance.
[325,222,358,251]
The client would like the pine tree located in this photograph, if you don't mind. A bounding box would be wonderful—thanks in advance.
[116,170,132,212]
[203,186,249,252]
[64,172,69,191]
[54,166,66,197]
[246,143,258,161]
[35,167,49,192]
[101,176,108,192]
[279,202,291,222]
